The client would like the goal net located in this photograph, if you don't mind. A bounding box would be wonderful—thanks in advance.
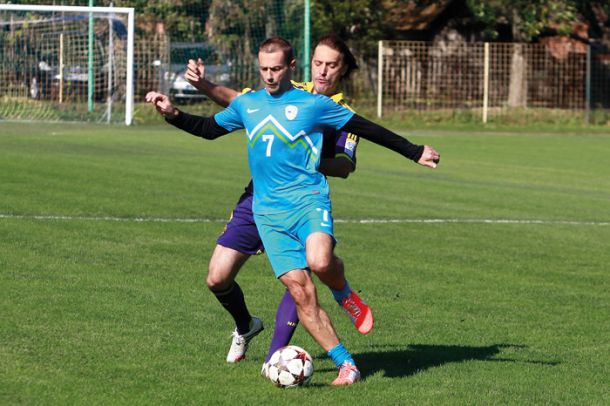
[0,4,134,125]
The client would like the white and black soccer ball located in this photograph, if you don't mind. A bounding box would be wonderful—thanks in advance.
[266,345,314,388]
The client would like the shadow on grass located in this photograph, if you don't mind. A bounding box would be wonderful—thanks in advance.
[319,344,559,379]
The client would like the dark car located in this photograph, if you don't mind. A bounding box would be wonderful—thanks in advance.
[29,61,109,101]
[27,15,126,102]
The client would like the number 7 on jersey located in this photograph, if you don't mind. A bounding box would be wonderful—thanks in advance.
[262,134,274,157]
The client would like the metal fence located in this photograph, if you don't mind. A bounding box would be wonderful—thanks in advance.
[4,24,610,125]
[377,41,610,122]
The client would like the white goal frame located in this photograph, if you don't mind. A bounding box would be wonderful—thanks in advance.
[0,4,135,125]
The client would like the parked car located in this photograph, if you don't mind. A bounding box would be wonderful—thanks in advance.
[26,15,126,102]
[29,61,109,101]
[167,69,206,103]
[168,42,236,103]
[167,63,233,103]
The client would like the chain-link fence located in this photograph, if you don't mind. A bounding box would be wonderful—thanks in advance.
[377,41,610,122]
[0,1,305,123]
[0,5,170,124]
[2,1,610,125]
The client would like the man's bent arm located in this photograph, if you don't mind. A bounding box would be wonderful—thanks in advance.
[194,79,240,108]
[341,115,424,162]
[184,59,240,107]
[165,110,229,140]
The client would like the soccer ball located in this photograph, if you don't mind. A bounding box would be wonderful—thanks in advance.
[266,345,314,388]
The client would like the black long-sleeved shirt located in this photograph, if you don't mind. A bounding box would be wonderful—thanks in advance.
[166,110,424,162]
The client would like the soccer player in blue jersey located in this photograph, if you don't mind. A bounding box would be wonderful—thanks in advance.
[183,35,369,367]
[146,37,440,385]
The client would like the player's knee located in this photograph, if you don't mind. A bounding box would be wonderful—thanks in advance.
[308,256,334,275]
[206,261,232,291]
[206,274,227,291]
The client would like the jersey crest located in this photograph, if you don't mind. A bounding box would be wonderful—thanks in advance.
[285,105,298,120]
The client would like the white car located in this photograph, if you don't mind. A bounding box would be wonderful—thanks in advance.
[168,65,232,103]
[168,70,205,102]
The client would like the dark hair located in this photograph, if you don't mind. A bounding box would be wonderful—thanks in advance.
[259,36,295,65]
[314,34,358,79]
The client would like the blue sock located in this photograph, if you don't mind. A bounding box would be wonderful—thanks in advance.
[327,342,355,368]
[330,279,352,304]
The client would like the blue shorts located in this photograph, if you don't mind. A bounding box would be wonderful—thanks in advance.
[254,202,335,278]
[216,186,264,256]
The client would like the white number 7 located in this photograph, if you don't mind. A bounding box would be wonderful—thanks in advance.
[262,134,274,157]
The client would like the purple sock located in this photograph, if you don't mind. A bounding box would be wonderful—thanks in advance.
[265,288,300,362]
[212,282,252,335]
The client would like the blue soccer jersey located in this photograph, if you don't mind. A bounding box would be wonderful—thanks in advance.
[214,87,354,214]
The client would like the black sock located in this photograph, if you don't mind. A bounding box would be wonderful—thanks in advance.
[212,282,252,335]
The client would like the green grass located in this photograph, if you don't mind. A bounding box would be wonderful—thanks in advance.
[356,105,610,131]
[1,122,609,405]
[5,96,610,131]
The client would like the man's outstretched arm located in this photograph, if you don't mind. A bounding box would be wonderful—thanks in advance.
[145,91,229,140]
[341,115,440,168]
[184,58,240,108]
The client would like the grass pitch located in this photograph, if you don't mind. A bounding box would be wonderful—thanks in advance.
[1,122,609,405]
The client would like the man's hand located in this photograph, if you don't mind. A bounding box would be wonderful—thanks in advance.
[184,58,206,91]
[182,58,239,107]
[417,145,441,169]
[145,91,178,118]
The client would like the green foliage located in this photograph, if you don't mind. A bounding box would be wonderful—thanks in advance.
[467,0,578,40]
[5,0,608,46]
[205,0,302,58]
[136,0,211,42]
[311,0,390,57]
[3,0,212,41]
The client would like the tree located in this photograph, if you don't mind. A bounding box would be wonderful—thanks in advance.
[465,1,576,106]
[3,0,212,41]
[466,0,578,41]
[311,0,391,58]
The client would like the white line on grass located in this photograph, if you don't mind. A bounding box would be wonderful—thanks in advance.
[1,214,608,226]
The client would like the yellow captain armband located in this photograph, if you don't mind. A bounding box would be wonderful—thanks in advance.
[347,133,359,143]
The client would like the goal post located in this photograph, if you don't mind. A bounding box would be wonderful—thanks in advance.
[0,4,134,125]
